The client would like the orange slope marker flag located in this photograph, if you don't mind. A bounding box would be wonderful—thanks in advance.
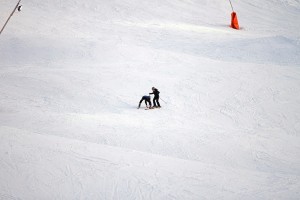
[231,11,239,29]
[228,0,240,30]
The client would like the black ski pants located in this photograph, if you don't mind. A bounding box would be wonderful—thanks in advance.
[153,96,160,107]
[139,98,151,107]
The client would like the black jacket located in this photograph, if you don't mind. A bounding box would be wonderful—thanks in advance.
[150,89,160,98]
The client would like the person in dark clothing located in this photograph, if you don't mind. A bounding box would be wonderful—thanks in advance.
[138,95,152,109]
[149,87,160,108]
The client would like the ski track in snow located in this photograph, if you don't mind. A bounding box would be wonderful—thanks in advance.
[1,127,299,199]
[1,0,300,199]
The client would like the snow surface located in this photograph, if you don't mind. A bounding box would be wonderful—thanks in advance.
[1,0,300,199]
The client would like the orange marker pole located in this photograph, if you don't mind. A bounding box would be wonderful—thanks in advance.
[229,0,234,12]
[231,12,240,29]
[228,0,240,30]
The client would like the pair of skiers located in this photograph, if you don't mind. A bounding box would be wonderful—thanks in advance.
[138,87,161,109]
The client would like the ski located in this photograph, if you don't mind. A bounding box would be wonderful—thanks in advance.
[145,107,161,110]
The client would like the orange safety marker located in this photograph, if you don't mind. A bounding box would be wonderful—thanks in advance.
[230,12,239,30]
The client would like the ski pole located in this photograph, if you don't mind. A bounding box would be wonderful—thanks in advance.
[160,97,167,104]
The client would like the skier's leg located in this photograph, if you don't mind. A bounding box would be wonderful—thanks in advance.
[146,100,151,108]
[157,98,161,107]
[138,99,143,108]
[153,98,157,107]
[154,97,159,107]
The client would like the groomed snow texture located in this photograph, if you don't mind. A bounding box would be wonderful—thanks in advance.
[1,0,300,199]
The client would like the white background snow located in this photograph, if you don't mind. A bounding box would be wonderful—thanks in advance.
[0,0,300,199]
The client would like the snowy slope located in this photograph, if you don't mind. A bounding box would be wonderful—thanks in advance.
[1,0,300,199]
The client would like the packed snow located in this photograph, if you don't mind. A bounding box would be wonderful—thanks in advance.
[1,0,300,199]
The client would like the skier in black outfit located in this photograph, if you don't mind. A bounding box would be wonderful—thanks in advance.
[149,87,160,108]
[138,95,152,109]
